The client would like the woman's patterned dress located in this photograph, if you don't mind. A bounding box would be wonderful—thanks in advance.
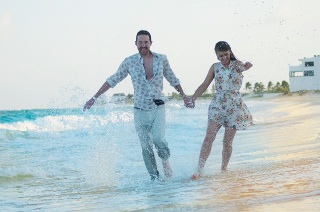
[208,61,253,130]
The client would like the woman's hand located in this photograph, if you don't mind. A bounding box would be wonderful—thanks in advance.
[243,62,253,70]
[184,97,195,108]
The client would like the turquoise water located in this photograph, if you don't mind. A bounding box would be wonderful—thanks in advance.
[1,98,320,211]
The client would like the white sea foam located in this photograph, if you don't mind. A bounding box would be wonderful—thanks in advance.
[0,112,133,133]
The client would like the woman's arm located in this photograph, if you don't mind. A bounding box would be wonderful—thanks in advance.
[191,64,215,101]
[235,60,253,72]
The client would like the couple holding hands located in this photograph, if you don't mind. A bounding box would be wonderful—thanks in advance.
[83,30,253,181]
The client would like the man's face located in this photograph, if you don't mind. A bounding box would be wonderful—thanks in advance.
[136,35,152,56]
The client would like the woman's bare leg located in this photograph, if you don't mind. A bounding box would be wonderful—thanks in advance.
[221,128,237,170]
[192,121,221,179]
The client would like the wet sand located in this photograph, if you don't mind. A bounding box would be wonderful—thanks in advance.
[239,92,320,211]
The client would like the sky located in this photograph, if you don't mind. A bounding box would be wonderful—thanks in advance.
[0,0,319,110]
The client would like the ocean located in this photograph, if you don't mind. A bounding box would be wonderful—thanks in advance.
[1,95,320,211]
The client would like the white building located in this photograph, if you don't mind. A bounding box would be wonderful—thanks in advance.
[289,55,320,92]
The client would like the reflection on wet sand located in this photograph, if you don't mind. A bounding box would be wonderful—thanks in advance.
[187,93,320,211]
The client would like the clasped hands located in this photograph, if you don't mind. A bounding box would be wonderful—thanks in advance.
[183,97,195,108]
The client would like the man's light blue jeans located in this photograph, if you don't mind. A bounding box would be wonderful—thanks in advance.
[134,105,170,179]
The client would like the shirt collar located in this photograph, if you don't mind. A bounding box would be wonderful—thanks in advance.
[137,50,159,61]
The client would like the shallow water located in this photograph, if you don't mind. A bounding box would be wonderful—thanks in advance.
[1,95,320,211]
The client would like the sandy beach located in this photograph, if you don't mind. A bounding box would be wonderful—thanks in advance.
[239,92,320,211]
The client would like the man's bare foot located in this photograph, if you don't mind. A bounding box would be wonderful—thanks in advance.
[191,172,202,180]
[162,160,173,178]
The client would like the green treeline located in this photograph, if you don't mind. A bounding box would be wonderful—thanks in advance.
[168,80,290,100]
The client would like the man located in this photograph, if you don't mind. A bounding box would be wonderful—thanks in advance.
[83,30,189,181]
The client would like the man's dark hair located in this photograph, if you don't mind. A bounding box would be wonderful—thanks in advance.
[136,30,152,42]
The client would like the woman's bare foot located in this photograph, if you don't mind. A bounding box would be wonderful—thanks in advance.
[162,160,173,178]
[191,172,202,180]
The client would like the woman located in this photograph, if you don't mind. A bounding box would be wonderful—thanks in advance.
[188,41,253,179]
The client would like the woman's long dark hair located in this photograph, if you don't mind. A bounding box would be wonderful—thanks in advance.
[214,41,237,61]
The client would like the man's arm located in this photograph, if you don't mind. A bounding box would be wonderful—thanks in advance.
[83,81,111,111]
[161,55,192,107]
[174,84,193,107]
[83,59,129,111]
[174,84,186,98]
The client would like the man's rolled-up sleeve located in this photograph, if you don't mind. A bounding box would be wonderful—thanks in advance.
[162,56,180,87]
[106,60,129,88]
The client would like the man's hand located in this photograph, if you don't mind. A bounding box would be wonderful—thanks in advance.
[83,98,95,111]
[184,97,195,108]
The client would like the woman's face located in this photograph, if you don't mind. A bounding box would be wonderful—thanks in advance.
[216,50,231,66]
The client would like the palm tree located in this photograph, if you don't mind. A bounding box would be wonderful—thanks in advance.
[274,82,281,92]
[260,82,265,91]
[245,82,252,91]
[281,80,290,94]
[267,81,273,91]
[253,82,265,94]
